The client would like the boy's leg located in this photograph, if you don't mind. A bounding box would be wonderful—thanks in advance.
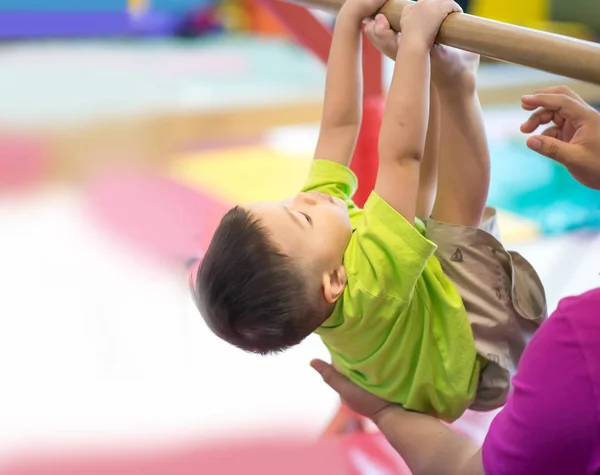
[427,50,547,412]
[416,85,441,221]
[430,53,489,227]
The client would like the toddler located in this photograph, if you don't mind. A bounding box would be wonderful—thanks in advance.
[193,0,547,421]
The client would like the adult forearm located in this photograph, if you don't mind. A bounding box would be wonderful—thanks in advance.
[374,406,484,475]
[379,37,430,163]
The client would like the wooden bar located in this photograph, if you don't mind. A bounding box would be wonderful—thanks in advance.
[284,0,600,85]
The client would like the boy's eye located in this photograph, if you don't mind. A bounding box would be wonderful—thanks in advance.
[301,212,312,224]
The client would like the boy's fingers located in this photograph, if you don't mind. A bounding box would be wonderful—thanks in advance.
[439,0,463,13]
[451,0,463,13]
[374,13,390,30]
[364,19,376,37]
[374,14,397,40]
[365,15,399,59]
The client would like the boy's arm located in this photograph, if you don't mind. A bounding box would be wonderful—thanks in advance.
[375,0,461,225]
[416,84,440,221]
[363,12,439,222]
[313,7,364,167]
[376,35,431,225]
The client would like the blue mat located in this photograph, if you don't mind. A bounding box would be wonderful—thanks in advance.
[488,137,600,235]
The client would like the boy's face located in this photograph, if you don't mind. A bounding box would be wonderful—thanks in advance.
[246,191,352,271]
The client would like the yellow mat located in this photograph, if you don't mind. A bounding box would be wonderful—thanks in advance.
[169,146,312,205]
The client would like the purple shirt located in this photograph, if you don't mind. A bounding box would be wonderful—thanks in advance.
[482,288,600,474]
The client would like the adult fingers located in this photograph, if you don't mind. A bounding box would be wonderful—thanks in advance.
[520,108,557,133]
[521,94,594,127]
[541,125,562,139]
[526,135,578,165]
[311,359,353,397]
[535,85,586,105]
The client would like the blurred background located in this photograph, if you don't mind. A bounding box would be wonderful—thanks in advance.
[1,0,600,472]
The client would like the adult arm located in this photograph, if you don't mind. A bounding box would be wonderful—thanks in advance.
[312,289,600,475]
[481,290,599,474]
[311,359,483,475]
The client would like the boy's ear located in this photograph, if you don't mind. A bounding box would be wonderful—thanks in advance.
[322,266,347,304]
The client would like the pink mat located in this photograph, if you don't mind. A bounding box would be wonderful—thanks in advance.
[85,168,229,262]
[4,433,407,475]
[0,133,48,190]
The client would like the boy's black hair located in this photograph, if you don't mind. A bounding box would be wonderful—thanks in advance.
[193,206,321,355]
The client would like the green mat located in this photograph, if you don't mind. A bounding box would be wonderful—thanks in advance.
[0,35,324,127]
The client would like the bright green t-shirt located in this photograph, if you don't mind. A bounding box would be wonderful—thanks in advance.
[302,160,481,422]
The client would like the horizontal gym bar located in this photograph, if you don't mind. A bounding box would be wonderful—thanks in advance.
[284,0,600,85]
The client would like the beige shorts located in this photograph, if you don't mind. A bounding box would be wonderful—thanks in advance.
[426,208,548,412]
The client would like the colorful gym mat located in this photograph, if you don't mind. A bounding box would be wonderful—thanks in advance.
[3,37,598,260]
[167,119,600,250]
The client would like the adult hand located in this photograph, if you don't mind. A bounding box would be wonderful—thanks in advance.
[310,359,392,421]
[521,86,600,190]
[312,359,484,475]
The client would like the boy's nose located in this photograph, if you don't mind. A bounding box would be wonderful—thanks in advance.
[295,192,318,206]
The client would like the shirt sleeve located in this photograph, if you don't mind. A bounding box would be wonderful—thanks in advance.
[482,296,599,475]
[301,159,363,227]
[344,192,437,301]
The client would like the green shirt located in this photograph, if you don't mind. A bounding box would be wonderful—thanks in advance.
[302,160,481,422]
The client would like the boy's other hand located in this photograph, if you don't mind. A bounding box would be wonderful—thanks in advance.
[364,14,399,60]
[400,0,462,49]
[341,0,388,23]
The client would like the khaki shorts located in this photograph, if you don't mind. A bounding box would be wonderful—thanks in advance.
[426,208,548,412]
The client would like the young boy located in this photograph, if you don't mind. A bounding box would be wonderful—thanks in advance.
[193,0,547,421]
